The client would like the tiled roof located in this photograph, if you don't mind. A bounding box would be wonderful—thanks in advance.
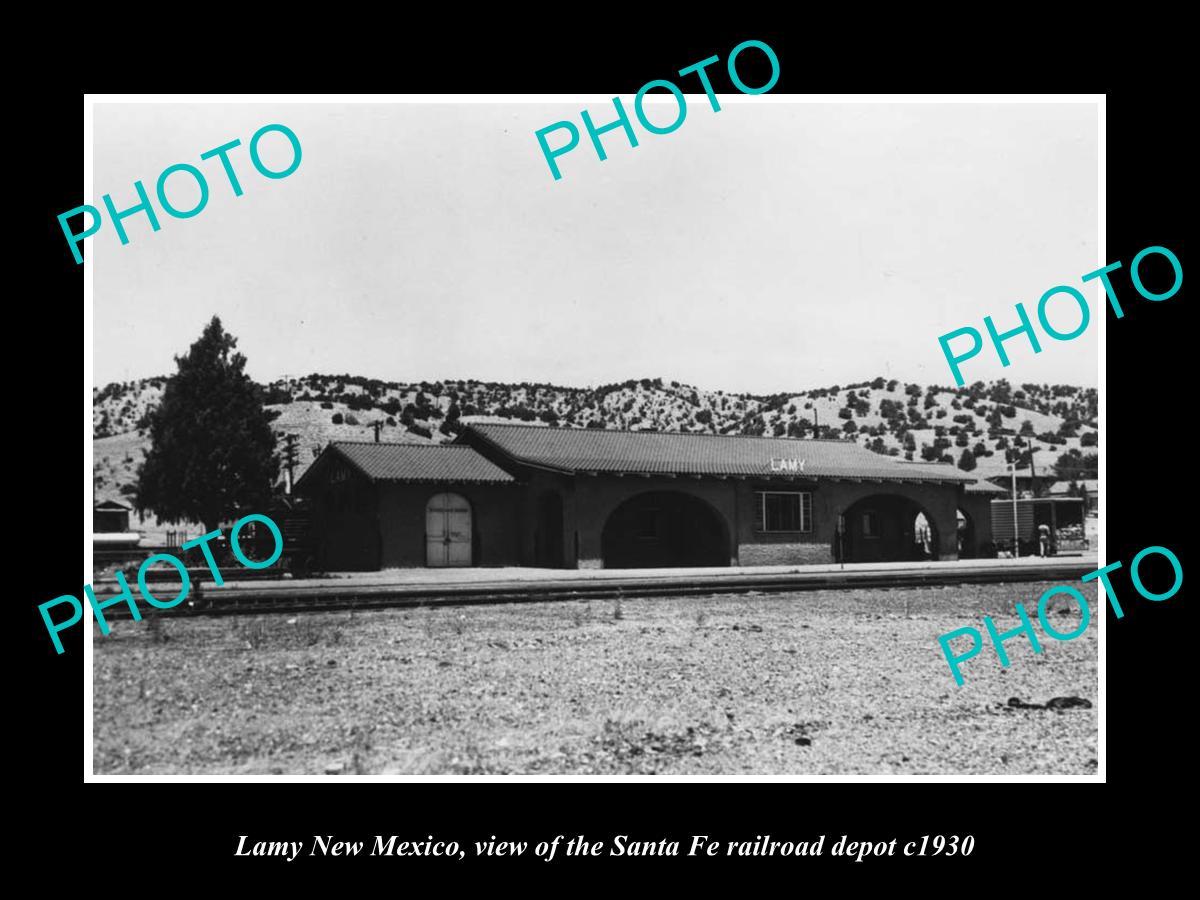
[1048,479,1099,495]
[464,424,975,484]
[301,441,515,486]
[965,479,1009,495]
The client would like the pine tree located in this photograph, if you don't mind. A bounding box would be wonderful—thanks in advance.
[135,317,279,532]
[957,448,977,471]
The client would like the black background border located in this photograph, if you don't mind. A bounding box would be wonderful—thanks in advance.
[19,22,1188,884]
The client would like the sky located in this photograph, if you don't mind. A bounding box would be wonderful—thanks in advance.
[92,100,1099,394]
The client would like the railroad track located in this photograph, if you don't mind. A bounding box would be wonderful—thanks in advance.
[92,558,1097,619]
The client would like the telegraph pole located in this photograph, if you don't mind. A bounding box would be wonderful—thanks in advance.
[371,420,383,443]
[1009,461,1019,558]
[281,433,298,494]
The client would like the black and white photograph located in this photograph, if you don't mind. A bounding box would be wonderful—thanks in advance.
[86,97,1100,777]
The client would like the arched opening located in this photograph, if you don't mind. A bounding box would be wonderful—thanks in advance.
[837,494,940,563]
[957,507,977,558]
[534,491,564,568]
[425,492,472,567]
[602,491,729,569]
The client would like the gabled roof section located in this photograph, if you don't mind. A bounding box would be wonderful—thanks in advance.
[94,497,133,510]
[462,423,976,484]
[296,441,515,490]
[965,479,1009,495]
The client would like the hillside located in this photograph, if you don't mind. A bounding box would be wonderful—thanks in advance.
[93,375,1098,518]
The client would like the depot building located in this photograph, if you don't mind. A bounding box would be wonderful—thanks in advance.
[295,423,989,570]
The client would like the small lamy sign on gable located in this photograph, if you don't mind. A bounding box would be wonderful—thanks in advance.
[769,457,806,473]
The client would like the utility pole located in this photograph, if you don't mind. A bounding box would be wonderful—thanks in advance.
[281,433,298,495]
[371,420,383,443]
[1010,460,1020,558]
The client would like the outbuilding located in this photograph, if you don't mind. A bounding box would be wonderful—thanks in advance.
[298,424,981,571]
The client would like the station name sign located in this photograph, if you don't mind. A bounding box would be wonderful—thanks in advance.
[769,458,806,473]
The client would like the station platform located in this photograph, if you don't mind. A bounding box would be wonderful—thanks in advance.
[110,555,1102,616]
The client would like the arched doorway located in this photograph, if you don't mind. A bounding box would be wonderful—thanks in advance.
[838,494,940,563]
[601,491,729,568]
[534,491,564,567]
[426,492,472,567]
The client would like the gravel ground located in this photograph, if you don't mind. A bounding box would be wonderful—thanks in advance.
[92,582,1098,775]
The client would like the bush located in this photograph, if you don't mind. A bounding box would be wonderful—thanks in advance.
[345,414,359,426]
[1080,431,1098,447]
[321,401,334,410]
[408,423,432,439]
[331,413,343,424]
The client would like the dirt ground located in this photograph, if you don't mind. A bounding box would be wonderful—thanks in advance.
[92,582,1098,775]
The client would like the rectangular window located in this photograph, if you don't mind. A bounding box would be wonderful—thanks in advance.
[862,511,880,538]
[754,491,812,533]
[634,507,660,540]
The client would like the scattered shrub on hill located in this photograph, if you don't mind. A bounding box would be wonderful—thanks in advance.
[321,401,334,410]
[345,414,359,426]
[331,413,343,424]
[1037,431,1059,444]
[1055,451,1097,479]
[408,423,432,439]
[957,449,977,471]
[1080,431,1097,447]
[838,407,853,420]
[386,416,396,426]
[843,420,857,434]
[955,432,969,447]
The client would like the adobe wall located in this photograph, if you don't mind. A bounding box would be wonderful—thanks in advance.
[375,482,521,568]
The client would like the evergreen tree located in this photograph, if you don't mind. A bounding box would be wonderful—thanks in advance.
[957,448,977,471]
[136,317,279,532]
